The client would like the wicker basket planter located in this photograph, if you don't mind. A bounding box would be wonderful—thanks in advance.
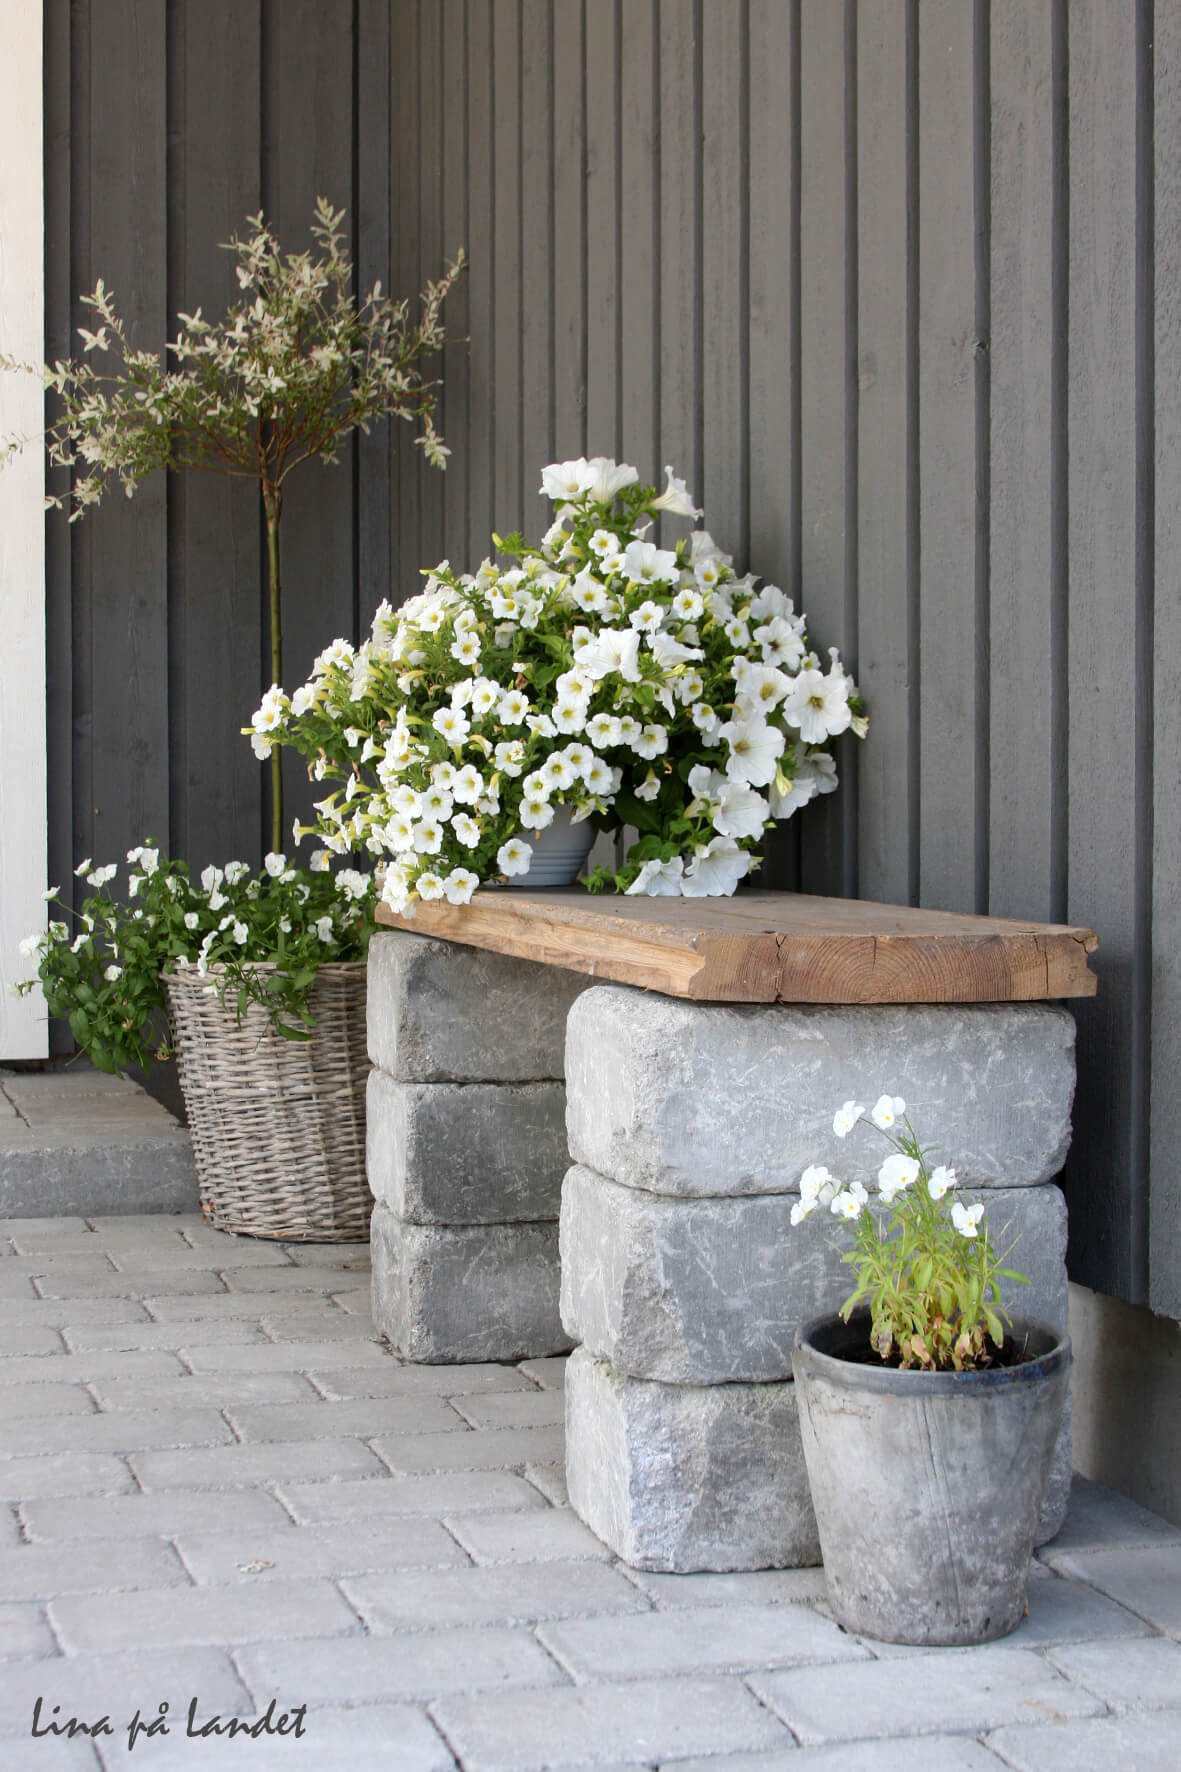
[164,961,371,1241]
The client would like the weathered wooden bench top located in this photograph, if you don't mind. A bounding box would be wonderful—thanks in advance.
[376,889,1098,1005]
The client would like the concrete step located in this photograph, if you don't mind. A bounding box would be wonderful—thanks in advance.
[0,1064,198,1218]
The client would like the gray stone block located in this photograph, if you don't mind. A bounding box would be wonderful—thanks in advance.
[566,986,1077,1196]
[367,929,587,1081]
[560,1167,1069,1383]
[563,1347,820,1572]
[370,1202,572,1363]
[367,1070,567,1223]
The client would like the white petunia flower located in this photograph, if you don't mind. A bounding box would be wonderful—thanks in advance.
[576,626,643,684]
[519,796,556,832]
[586,712,622,748]
[681,836,751,897]
[497,838,532,877]
[718,715,786,787]
[498,689,530,725]
[443,868,479,904]
[781,663,853,744]
[952,1200,986,1239]
[583,457,640,503]
[832,1100,865,1138]
[628,598,665,634]
[635,772,662,803]
[626,855,686,896]
[452,813,481,847]
[633,725,669,761]
[650,465,701,518]
[433,705,471,745]
[494,739,526,776]
[711,781,769,842]
[871,1094,906,1131]
[623,540,679,587]
[451,765,485,806]
[416,871,445,900]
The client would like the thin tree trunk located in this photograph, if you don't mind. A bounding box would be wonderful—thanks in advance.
[264,489,283,856]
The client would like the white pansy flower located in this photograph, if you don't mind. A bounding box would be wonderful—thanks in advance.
[927,1165,957,1200]
[264,852,286,877]
[184,912,200,931]
[871,1094,906,1131]
[832,1186,867,1221]
[952,1200,985,1239]
[74,858,93,877]
[18,933,42,959]
[309,850,331,873]
[104,963,121,982]
[224,860,249,885]
[878,1152,921,1202]
[832,1100,865,1138]
[232,921,249,945]
[86,864,117,889]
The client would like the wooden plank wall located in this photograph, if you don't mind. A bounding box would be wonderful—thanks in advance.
[45,0,1175,1315]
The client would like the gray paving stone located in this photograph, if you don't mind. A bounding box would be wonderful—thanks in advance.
[431,1675,791,1771]
[224,1395,464,1443]
[524,1463,569,1508]
[235,1627,567,1706]
[985,1713,1181,1772]
[0,1266,39,1300]
[372,1424,566,1475]
[564,1350,818,1573]
[307,1363,535,1401]
[0,1598,56,1657]
[49,1578,361,1654]
[344,1560,648,1634]
[19,1489,293,1544]
[0,1505,20,1547]
[1046,1543,1181,1635]
[623,1568,831,1610]
[94,1702,455,1772]
[0,1734,101,1771]
[371,1206,571,1364]
[274,1471,548,1526]
[0,1215,91,1238]
[1046,1634,1181,1708]
[0,1324,66,1355]
[0,1538,190,1602]
[566,987,1076,1196]
[1037,1473,1181,1561]
[0,1381,97,1421]
[143,1292,317,1322]
[538,1601,865,1683]
[368,1072,569,1223]
[221,1264,370,1294]
[748,1647,1104,1745]
[561,1166,1067,1383]
[0,1645,252,1735]
[32,1266,228,1299]
[997,1567,1153,1647]
[0,1349,186,1387]
[0,1406,234,1459]
[177,1339,391,1374]
[0,1297,152,1327]
[60,1318,266,1353]
[443,1508,612,1565]
[258,1309,379,1342]
[673,1743,1006,1772]
[452,1390,566,1430]
[0,1452,136,1504]
[128,1436,388,1491]
[90,1372,321,1411]
[367,928,587,1081]
[518,1357,568,1391]
[278,1242,372,1267]
[175,1518,470,1585]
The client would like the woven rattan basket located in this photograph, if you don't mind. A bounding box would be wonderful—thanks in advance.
[164,961,371,1241]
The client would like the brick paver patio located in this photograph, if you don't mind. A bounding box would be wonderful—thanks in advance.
[0,1212,1178,1771]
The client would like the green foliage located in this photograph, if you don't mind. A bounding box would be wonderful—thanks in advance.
[18,849,377,1078]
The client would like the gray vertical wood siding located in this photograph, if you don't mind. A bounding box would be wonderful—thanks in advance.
[44,0,1178,1315]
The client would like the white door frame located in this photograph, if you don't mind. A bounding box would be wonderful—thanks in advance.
[0,0,48,1058]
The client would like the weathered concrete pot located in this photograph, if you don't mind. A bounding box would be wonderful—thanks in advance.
[792,1312,1071,1645]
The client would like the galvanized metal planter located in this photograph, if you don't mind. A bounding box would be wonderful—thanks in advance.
[792,1311,1071,1645]
[164,962,371,1242]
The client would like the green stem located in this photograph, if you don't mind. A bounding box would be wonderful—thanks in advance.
[265,487,283,856]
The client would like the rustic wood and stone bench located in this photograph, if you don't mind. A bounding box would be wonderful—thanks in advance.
[366,890,1098,1573]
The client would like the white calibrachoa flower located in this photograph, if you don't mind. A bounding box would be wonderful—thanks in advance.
[790,1090,1028,1372]
[263,458,865,906]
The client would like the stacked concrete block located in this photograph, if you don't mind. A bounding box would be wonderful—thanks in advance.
[561,985,1078,1572]
[366,929,588,1362]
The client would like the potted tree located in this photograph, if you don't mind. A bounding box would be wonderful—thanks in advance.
[9,200,464,1238]
[789,1095,1071,1645]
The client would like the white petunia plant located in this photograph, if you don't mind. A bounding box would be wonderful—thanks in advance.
[17,849,377,1075]
[254,455,866,911]
[792,1095,1029,1372]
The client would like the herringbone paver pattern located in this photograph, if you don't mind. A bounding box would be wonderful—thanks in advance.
[0,1213,1178,1772]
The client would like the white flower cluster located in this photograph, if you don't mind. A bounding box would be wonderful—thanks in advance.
[792,1094,984,1236]
[259,457,865,910]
